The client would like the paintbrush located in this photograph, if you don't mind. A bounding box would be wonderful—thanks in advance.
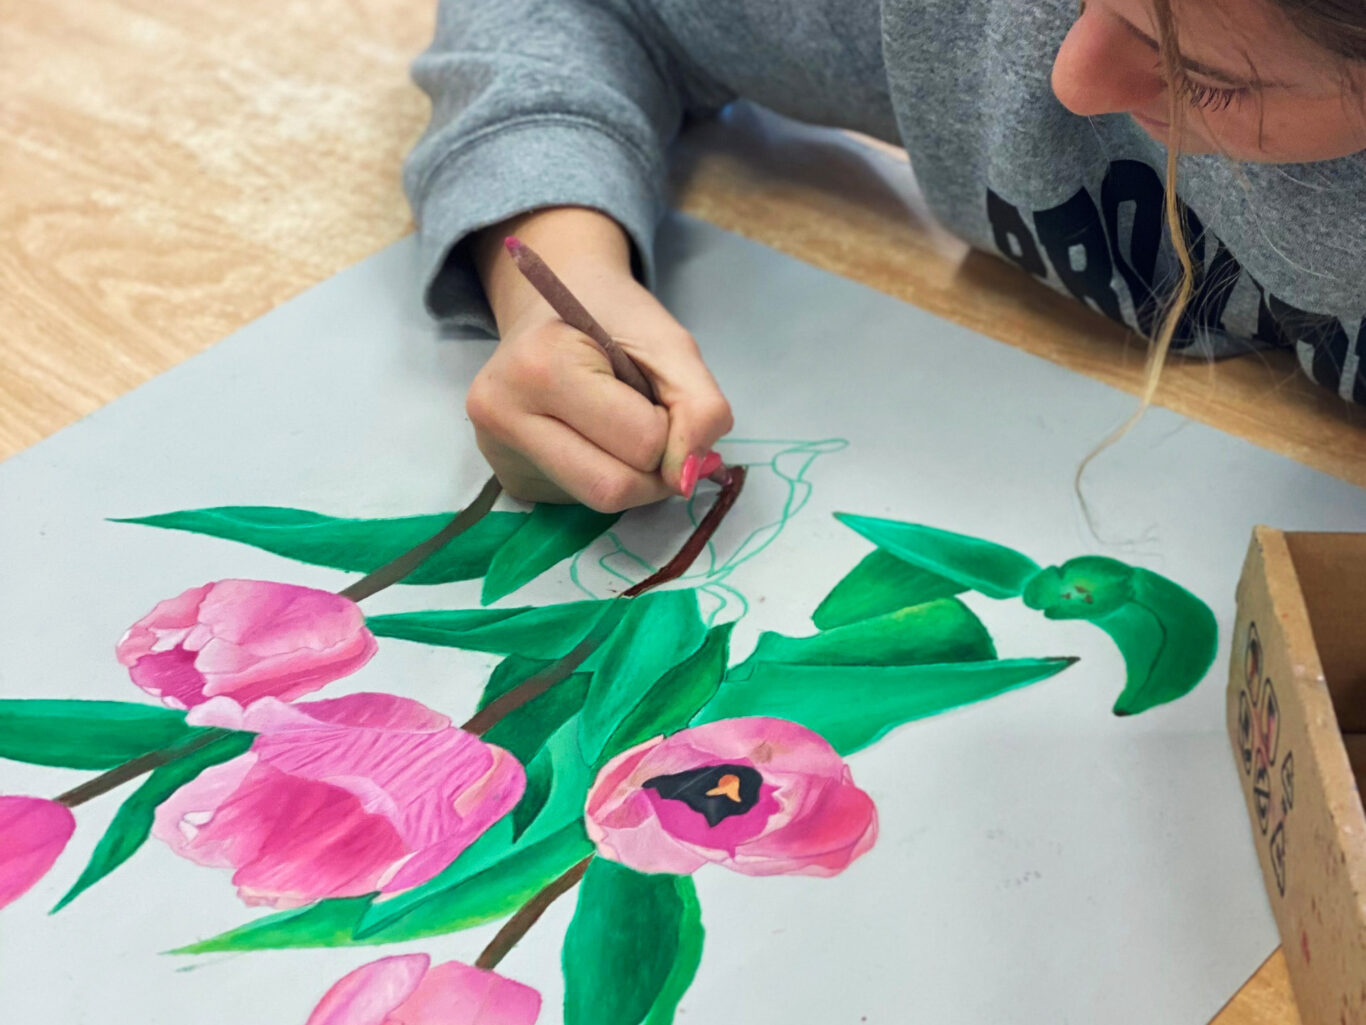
[503,236,727,490]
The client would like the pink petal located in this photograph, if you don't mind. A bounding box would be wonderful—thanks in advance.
[194,581,377,704]
[115,583,213,667]
[152,755,261,868]
[291,693,451,733]
[154,757,408,907]
[255,700,520,857]
[222,769,411,908]
[157,692,527,906]
[127,647,208,710]
[185,696,257,732]
[389,961,541,1025]
[662,717,847,776]
[587,805,710,876]
[380,744,526,894]
[306,955,430,1025]
[583,717,879,878]
[117,580,376,709]
[726,771,879,877]
[0,796,76,908]
[584,737,663,824]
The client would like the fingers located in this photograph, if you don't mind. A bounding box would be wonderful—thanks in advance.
[466,311,734,510]
[467,327,674,512]
[613,331,734,494]
[497,324,671,472]
[480,413,674,513]
[468,439,575,505]
[538,363,671,475]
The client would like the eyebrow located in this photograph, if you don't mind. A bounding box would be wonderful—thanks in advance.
[1111,11,1283,88]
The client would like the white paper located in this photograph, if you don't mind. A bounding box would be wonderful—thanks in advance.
[2,214,1362,1024]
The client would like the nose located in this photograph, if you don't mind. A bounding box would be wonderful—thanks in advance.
[1051,6,1165,117]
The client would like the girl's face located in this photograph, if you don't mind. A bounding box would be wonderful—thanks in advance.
[1052,0,1366,162]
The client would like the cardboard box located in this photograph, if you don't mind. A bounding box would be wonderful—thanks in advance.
[1228,528,1366,1025]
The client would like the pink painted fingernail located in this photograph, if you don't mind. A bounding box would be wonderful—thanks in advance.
[699,450,723,477]
[680,454,700,498]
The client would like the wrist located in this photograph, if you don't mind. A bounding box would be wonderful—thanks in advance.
[474,208,636,336]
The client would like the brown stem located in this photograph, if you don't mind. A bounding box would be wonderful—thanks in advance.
[462,608,624,735]
[54,729,228,808]
[338,475,503,603]
[461,466,747,736]
[622,465,746,598]
[475,856,593,971]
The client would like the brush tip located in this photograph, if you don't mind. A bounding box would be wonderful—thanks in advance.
[503,236,523,254]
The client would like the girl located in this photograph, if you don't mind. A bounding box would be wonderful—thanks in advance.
[403,0,1366,509]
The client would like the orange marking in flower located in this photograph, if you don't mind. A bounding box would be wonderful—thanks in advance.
[706,774,743,803]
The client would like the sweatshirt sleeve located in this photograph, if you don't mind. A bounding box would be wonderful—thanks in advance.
[402,0,736,336]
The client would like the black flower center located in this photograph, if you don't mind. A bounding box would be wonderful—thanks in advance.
[643,763,763,827]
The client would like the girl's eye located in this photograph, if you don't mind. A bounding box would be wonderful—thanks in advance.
[1178,79,1247,112]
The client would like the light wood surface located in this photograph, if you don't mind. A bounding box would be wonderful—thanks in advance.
[0,0,1331,1019]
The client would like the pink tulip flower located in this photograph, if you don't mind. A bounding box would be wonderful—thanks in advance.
[586,716,878,877]
[0,796,76,909]
[116,580,378,709]
[152,693,524,907]
[306,954,540,1025]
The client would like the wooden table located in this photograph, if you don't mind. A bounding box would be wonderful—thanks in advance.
[4,0,1352,1019]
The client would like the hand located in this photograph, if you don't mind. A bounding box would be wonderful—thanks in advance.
[467,224,732,510]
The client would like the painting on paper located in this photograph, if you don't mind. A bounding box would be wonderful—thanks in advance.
[0,436,1218,1024]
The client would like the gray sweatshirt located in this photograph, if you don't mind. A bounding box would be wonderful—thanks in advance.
[403,0,1366,404]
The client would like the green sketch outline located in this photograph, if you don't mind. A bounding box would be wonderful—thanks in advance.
[569,437,849,625]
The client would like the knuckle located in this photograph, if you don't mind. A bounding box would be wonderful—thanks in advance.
[464,375,502,431]
[581,473,636,515]
[626,418,669,471]
[633,433,669,472]
[667,329,701,356]
[698,394,735,437]
[502,344,557,395]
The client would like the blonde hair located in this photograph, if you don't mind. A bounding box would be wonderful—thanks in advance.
[1078,0,1366,525]
[1075,0,1194,531]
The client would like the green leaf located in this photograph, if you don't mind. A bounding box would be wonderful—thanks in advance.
[643,877,704,1025]
[53,730,255,911]
[580,590,708,764]
[1021,556,1136,620]
[834,514,1041,600]
[695,658,1078,754]
[173,826,593,953]
[366,823,592,944]
[479,656,593,764]
[113,507,525,585]
[477,653,552,707]
[511,745,554,842]
[1022,559,1218,716]
[482,504,621,604]
[171,895,376,954]
[813,549,965,629]
[598,623,734,767]
[353,718,594,939]
[1107,569,1216,716]
[0,700,196,770]
[366,600,611,659]
[563,860,702,1025]
[743,599,994,670]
